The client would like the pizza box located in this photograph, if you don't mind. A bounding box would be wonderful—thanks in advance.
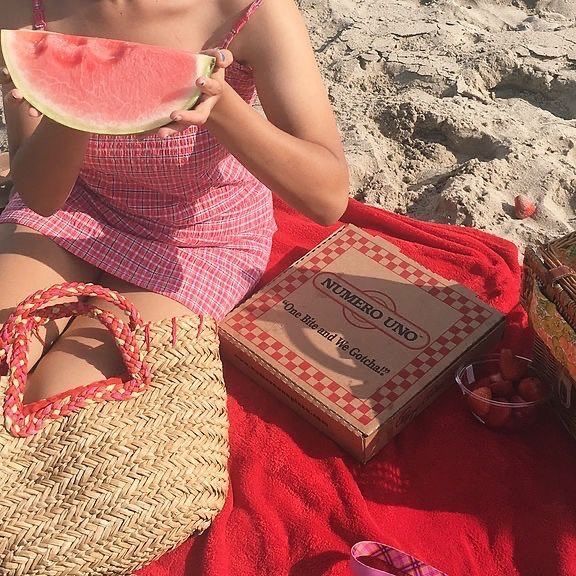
[219,224,505,462]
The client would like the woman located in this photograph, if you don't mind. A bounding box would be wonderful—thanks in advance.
[0,0,349,403]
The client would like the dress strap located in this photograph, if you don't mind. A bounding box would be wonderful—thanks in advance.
[32,0,47,30]
[221,0,264,49]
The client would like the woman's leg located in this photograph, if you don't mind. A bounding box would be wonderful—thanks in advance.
[0,223,100,373]
[24,273,191,403]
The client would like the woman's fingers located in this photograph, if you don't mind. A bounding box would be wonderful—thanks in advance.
[7,88,41,117]
[169,97,219,128]
[0,67,12,86]
[2,67,42,117]
[201,48,233,70]
[196,75,223,97]
[137,98,214,139]
[217,49,233,69]
[10,88,23,101]
[162,71,226,129]
[156,107,209,137]
[135,49,232,138]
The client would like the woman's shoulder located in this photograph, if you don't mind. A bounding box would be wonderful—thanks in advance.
[216,0,300,59]
[217,0,296,22]
[216,0,260,15]
[218,0,305,34]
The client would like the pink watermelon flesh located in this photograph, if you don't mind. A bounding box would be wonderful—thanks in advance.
[1,29,215,134]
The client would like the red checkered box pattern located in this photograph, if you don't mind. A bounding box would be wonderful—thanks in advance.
[246,323,362,409]
[230,321,492,426]
[232,269,316,321]
[357,241,448,289]
[304,242,348,270]
[225,226,500,427]
[303,227,401,273]
[234,228,371,321]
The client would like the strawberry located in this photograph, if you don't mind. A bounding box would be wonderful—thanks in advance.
[488,373,514,398]
[517,376,547,402]
[514,194,537,219]
[466,386,492,417]
[473,376,491,390]
[499,349,529,381]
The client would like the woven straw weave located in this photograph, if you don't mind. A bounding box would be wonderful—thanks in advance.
[0,282,229,575]
[522,232,576,439]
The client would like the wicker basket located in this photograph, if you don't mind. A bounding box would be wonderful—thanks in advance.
[0,282,229,575]
[521,231,576,437]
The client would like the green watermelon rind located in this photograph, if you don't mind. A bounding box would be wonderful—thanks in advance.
[1,30,216,135]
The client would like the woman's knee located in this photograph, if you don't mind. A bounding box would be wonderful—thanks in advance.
[0,223,98,282]
[0,223,100,366]
[23,314,125,404]
[98,273,191,323]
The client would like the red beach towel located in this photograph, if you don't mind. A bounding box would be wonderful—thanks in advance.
[138,197,576,576]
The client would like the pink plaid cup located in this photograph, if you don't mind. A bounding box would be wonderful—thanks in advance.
[350,541,447,576]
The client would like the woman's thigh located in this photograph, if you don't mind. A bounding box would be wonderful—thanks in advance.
[24,273,191,403]
[0,223,100,369]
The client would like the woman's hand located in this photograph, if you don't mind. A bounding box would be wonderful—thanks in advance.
[1,67,42,118]
[142,49,233,139]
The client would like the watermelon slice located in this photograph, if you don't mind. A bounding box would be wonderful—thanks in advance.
[0,29,215,134]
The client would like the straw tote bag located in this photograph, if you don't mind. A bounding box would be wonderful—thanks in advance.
[0,282,229,575]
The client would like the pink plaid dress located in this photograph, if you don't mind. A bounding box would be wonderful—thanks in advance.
[0,0,276,321]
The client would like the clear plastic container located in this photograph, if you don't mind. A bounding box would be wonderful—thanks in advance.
[455,353,550,431]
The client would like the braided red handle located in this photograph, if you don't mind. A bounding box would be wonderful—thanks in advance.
[1,282,143,334]
[0,282,152,437]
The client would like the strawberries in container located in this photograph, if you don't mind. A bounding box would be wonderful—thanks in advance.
[499,348,529,380]
[456,349,549,431]
[466,386,492,417]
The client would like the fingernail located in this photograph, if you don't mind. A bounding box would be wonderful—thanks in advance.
[172,115,182,122]
[219,50,225,62]
[198,77,206,86]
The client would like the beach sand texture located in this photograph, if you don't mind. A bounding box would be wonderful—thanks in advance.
[1,0,575,252]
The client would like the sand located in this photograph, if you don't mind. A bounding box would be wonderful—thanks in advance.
[1,0,575,255]
[302,0,575,253]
